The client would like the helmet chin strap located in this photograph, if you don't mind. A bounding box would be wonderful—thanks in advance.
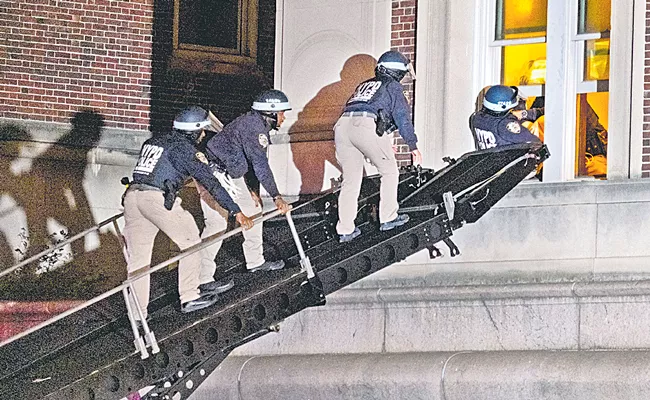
[259,112,279,130]
[176,129,203,142]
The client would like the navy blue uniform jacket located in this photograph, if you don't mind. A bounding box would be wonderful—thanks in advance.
[131,132,241,213]
[471,109,542,150]
[343,73,418,151]
[204,111,281,198]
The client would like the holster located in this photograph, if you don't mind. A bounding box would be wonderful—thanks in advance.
[375,109,397,137]
[163,180,177,210]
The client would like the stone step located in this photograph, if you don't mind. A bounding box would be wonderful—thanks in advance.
[192,351,650,400]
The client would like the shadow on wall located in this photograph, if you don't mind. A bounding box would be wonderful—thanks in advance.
[289,54,376,194]
[0,110,127,301]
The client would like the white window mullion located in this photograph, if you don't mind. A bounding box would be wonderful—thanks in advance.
[543,0,578,182]
[490,37,546,47]
[607,0,635,179]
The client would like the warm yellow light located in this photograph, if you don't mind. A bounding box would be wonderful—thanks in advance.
[512,1,533,16]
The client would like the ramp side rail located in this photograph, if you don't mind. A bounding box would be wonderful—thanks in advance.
[0,205,304,350]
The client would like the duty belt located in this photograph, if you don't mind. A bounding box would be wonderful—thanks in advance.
[341,111,377,120]
[128,183,164,192]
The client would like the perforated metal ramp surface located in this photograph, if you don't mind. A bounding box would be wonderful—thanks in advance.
[0,143,548,400]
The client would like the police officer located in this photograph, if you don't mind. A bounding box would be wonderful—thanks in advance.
[197,90,291,286]
[122,105,254,318]
[334,50,421,243]
[470,85,542,150]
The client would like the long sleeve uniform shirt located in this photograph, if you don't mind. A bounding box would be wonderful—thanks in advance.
[204,111,281,198]
[342,73,418,151]
[131,132,241,214]
[470,109,542,150]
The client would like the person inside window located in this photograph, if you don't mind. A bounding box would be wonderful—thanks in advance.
[469,85,543,150]
[513,95,608,177]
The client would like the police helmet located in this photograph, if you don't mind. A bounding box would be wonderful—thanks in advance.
[173,105,212,141]
[252,89,291,113]
[252,89,291,129]
[483,85,519,114]
[376,50,410,81]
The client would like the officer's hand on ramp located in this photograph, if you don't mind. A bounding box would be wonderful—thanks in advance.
[274,196,290,215]
[235,212,255,230]
[411,149,423,165]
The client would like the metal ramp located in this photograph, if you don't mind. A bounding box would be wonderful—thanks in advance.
[0,143,548,400]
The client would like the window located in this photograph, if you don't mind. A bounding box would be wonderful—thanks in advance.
[172,0,258,73]
[479,0,613,180]
[492,0,547,95]
[496,0,547,40]
[574,0,610,178]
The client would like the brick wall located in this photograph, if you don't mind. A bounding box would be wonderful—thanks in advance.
[0,0,276,134]
[643,0,650,177]
[391,0,417,167]
[0,0,153,131]
[149,0,276,133]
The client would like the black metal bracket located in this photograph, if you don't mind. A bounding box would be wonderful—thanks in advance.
[426,244,443,259]
[443,238,461,257]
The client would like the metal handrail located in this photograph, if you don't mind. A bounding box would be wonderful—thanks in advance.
[0,207,286,348]
[0,213,124,278]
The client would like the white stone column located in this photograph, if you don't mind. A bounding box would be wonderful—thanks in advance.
[269,0,392,196]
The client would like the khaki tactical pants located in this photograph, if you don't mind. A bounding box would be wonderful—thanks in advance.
[123,189,202,319]
[197,176,264,282]
[334,115,399,235]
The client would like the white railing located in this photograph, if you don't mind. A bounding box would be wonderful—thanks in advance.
[0,204,317,358]
[0,213,124,279]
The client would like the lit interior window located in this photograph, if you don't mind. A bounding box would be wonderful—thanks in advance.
[576,92,609,178]
[584,38,610,81]
[501,43,547,86]
[496,0,547,40]
[578,0,611,34]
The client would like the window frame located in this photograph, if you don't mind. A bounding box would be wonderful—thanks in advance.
[474,0,639,181]
[485,0,547,99]
[171,0,259,74]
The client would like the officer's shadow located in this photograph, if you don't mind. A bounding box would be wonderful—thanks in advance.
[289,54,376,194]
[0,124,32,268]
[22,110,103,259]
[0,110,129,300]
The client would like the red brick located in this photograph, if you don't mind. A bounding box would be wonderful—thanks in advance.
[400,0,417,6]
[400,15,416,23]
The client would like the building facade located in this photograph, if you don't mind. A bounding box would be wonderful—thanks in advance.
[2,0,650,398]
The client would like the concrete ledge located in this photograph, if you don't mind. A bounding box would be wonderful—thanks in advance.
[232,278,650,356]
[191,351,650,400]
[329,278,650,304]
